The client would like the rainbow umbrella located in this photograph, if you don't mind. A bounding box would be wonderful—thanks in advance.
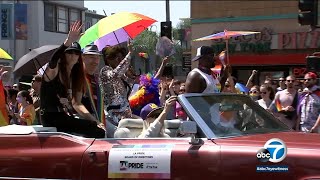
[0,48,12,60]
[193,30,260,63]
[79,12,157,50]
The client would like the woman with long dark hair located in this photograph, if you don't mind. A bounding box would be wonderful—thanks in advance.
[40,21,105,138]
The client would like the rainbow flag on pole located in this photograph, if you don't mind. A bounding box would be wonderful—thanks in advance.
[275,99,282,112]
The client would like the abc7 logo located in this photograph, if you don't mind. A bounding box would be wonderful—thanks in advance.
[256,148,271,162]
[256,138,287,163]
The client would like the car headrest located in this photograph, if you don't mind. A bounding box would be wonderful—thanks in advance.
[114,128,133,138]
[164,119,181,129]
[118,118,144,128]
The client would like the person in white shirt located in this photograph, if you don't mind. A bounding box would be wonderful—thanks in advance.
[138,96,176,138]
[185,46,222,93]
[256,84,274,109]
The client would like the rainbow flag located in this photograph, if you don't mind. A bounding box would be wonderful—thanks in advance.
[275,99,282,112]
[0,80,8,126]
[85,76,105,125]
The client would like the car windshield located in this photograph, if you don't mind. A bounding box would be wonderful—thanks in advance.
[183,94,291,139]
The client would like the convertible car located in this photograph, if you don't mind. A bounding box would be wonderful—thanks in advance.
[0,93,319,180]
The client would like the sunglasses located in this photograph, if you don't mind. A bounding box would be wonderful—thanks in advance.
[304,78,313,81]
[66,50,81,55]
[286,80,294,83]
[249,91,258,94]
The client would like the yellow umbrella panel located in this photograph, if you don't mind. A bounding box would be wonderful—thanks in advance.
[0,48,13,60]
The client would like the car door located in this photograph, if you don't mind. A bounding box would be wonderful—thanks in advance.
[0,134,42,179]
[80,138,221,180]
[0,132,93,180]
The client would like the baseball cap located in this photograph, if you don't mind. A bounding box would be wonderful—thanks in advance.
[83,44,102,55]
[140,103,164,120]
[65,42,82,53]
[192,46,214,61]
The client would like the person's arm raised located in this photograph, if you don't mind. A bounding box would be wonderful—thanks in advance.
[246,70,257,88]
[154,56,170,79]
[44,21,83,82]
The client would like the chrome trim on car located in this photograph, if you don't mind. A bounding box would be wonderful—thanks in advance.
[178,94,216,139]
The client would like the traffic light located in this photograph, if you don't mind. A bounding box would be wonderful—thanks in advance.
[306,55,320,72]
[298,0,318,26]
[161,21,172,40]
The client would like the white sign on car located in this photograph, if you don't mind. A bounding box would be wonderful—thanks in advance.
[108,144,174,179]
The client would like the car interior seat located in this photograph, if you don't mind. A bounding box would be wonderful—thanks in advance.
[114,119,182,138]
[164,119,182,137]
[114,118,144,138]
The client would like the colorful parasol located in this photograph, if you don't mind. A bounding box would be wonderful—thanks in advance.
[79,12,157,50]
[193,30,260,63]
[0,48,12,60]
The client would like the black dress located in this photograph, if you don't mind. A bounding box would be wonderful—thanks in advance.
[40,44,105,138]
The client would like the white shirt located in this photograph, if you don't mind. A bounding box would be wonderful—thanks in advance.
[192,68,220,93]
[256,99,272,109]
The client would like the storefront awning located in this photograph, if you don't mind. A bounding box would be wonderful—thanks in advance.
[228,53,308,66]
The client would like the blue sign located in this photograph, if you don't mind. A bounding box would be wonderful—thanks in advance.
[15,4,28,40]
[1,4,12,39]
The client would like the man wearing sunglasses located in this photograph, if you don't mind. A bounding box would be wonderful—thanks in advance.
[296,72,320,133]
[81,45,106,132]
[271,75,298,129]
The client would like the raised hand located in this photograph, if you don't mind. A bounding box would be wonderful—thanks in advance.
[165,95,177,108]
[65,20,83,46]
[162,56,170,65]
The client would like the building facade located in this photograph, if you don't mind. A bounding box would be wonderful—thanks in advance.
[191,1,318,83]
[0,0,87,82]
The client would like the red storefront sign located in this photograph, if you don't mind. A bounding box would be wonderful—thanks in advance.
[278,31,320,49]
[228,53,308,66]
[292,67,307,78]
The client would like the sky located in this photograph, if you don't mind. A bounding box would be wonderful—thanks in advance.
[84,1,190,31]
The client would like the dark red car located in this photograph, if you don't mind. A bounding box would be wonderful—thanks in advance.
[0,93,319,180]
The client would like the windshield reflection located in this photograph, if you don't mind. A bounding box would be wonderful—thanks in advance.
[185,94,291,138]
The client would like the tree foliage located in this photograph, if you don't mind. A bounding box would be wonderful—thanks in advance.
[173,19,191,41]
[132,29,158,55]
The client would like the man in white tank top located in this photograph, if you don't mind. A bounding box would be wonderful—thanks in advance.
[185,46,221,93]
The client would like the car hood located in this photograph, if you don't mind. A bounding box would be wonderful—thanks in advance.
[212,131,320,149]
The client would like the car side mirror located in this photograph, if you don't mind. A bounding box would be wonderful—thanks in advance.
[180,121,197,135]
[180,121,202,146]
